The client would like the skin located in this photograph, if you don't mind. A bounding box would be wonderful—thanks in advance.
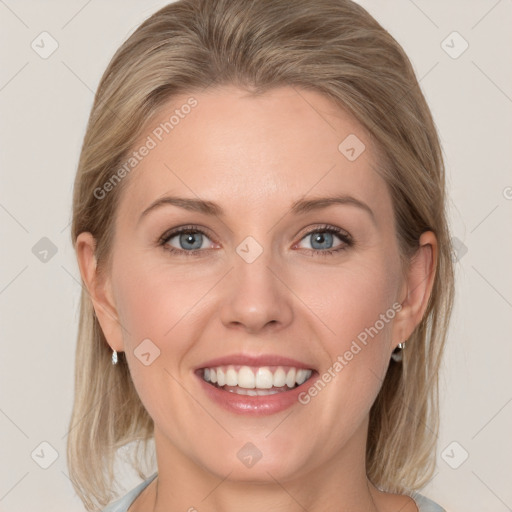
[76,85,436,512]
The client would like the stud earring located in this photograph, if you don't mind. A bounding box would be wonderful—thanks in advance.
[391,341,406,362]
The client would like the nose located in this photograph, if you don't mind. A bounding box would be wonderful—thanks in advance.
[219,245,294,335]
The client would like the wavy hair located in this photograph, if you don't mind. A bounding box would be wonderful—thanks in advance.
[67,0,455,509]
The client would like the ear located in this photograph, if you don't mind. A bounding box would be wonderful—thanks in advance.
[392,231,437,349]
[75,232,125,353]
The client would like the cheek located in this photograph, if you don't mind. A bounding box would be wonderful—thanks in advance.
[291,261,399,445]
[110,253,217,402]
[295,256,399,403]
[298,256,398,352]
[112,253,202,346]
[110,256,201,425]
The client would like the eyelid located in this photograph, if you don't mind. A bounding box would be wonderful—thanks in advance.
[157,224,216,245]
[292,225,353,254]
[295,224,351,242]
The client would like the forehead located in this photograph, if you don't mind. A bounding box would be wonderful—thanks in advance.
[118,85,389,222]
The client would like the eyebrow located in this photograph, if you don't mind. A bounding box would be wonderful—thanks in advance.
[138,194,375,224]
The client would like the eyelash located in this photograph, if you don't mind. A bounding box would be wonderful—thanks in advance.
[157,224,353,258]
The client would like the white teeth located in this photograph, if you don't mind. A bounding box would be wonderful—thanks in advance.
[285,368,296,388]
[202,365,313,390]
[238,366,256,389]
[227,387,280,396]
[298,369,312,385]
[296,369,308,385]
[273,367,286,387]
[255,367,274,389]
[226,366,237,386]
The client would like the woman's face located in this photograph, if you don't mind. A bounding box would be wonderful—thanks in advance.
[84,85,416,482]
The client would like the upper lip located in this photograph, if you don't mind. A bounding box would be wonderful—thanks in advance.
[195,354,316,371]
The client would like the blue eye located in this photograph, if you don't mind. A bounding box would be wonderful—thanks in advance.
[158,224,352,257]
[296,227,352,255]
[160,226,214,256]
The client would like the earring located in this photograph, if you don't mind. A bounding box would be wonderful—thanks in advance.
[112,349,118,365]
[391,341,406,363]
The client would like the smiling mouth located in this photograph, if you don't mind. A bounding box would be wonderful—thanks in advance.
[198,365,315,396]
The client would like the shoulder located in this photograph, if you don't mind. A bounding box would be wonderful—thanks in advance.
[101,473,158,512]
[412,492,447,512]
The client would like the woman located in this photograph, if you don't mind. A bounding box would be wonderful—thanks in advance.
[67,0,455,511]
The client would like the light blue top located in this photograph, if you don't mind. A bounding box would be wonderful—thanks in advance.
[102,473,446,512]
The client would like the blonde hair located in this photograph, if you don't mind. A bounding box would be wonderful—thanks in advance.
[67,0,455,509]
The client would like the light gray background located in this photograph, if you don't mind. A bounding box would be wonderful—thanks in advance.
[1,1,511,511]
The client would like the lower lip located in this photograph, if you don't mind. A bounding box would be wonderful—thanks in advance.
[196,372,316,416]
